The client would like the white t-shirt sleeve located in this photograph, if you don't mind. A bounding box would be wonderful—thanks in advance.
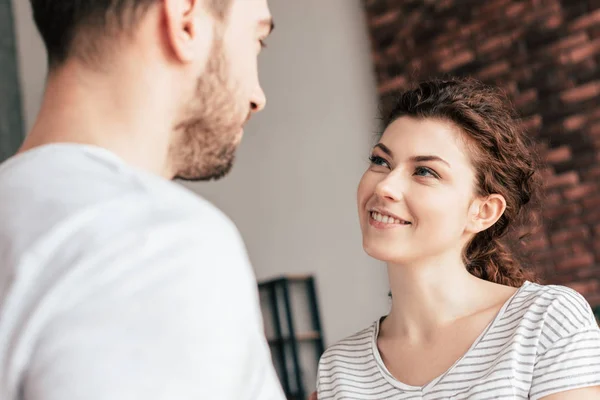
[21,213,285,400]
[529,290,600,400]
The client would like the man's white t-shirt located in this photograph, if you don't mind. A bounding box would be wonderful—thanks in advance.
[0,144,285,400]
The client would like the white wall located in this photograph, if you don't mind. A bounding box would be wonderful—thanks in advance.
[187,0,390,347]
[12,0,390,355]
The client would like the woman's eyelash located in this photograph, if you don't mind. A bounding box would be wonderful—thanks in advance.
[414,166,439,178]
[369,155,389,167]
[368,156,440,179]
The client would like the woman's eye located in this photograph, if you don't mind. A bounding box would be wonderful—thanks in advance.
[369,155,389,168]
[414,166,438,178]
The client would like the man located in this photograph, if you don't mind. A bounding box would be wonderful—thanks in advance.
[0,0,285,399]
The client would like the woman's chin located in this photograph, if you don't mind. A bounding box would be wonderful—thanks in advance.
[363,242,408,264]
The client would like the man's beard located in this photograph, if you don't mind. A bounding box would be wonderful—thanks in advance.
[171,36,249,182]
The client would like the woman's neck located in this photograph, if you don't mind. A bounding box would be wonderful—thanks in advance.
[383,253,498,342]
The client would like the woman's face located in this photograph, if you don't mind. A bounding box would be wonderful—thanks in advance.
[357,116,480,265]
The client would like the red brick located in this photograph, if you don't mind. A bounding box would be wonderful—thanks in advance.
[478,61,510,80]
[565,39,600,63]
[564,217,583,228]
[569,8,600,31]
[384,44,400,57]
[572,243,588,255]
[514,89,538,107]
[556,253,595,270]
[550,227,589,246]
[590,123,600,137]
[595,238,600,259]
[560,81,600,103]
[563,114,587,131]
[544,191,562,206]
[459,21,486,37]
[371,10,400,26]
[564,183,597,200]
[576,268,598,280]
[409,59,423,70]
[479,0,513,15]
[544,15,563,29]
[591,209,600,224]
[440,50,475,72]
[547,32,589,54]
[543,203,581,220]
[378,75,407,94]
[523,4,561,25]
[478,34,513,54]
[551,247,572,260]
[433,47,453,61]
[521,114,542,132]
[544,171,579,189]
[583,194,600,209]
[585,166,600,180]
[545,146,571,164]
[506,2,526,17]
[525,235,549,251]
[586,294,600,309]
[566,280,599,296]
[437,0,453,10]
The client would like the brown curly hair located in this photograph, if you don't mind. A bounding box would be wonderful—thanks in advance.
[382,77,541,287]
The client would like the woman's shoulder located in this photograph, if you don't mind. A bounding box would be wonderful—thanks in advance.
[505,280,598,334]
[318,321,378,367]
[514,282,600,398]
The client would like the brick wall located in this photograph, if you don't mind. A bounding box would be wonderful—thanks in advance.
[363,0,600,306]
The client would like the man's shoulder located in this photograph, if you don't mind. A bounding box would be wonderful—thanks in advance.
[0,143,232,231]
[0,144,241,278]
[0,144,210,211]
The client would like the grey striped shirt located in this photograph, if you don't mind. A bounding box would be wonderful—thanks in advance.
[317,281,600,399]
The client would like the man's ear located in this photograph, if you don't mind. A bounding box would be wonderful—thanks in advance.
[465,194,507,234]
[163,0,214,63]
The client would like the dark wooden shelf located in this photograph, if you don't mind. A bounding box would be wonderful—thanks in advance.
[258,274,312,287]
[268,330,321,345]
[258,275,324,400]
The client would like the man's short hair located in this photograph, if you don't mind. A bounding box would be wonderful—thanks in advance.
[30,0,232,68]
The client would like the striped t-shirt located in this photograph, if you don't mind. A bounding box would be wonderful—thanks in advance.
[317,281,600,399]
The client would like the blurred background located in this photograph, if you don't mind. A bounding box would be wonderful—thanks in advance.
[1,0,599,397]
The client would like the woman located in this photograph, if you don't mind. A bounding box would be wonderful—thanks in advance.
[316,78,600,399]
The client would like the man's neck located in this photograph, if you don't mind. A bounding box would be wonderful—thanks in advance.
[20,61,175,178]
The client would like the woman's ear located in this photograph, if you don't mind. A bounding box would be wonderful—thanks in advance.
[465,194,507,234]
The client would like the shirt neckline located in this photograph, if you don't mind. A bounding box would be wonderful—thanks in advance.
[370,281,530,392]
[0,143,127,173]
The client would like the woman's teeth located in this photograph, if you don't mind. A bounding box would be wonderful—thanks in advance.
[370,211,410,225]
